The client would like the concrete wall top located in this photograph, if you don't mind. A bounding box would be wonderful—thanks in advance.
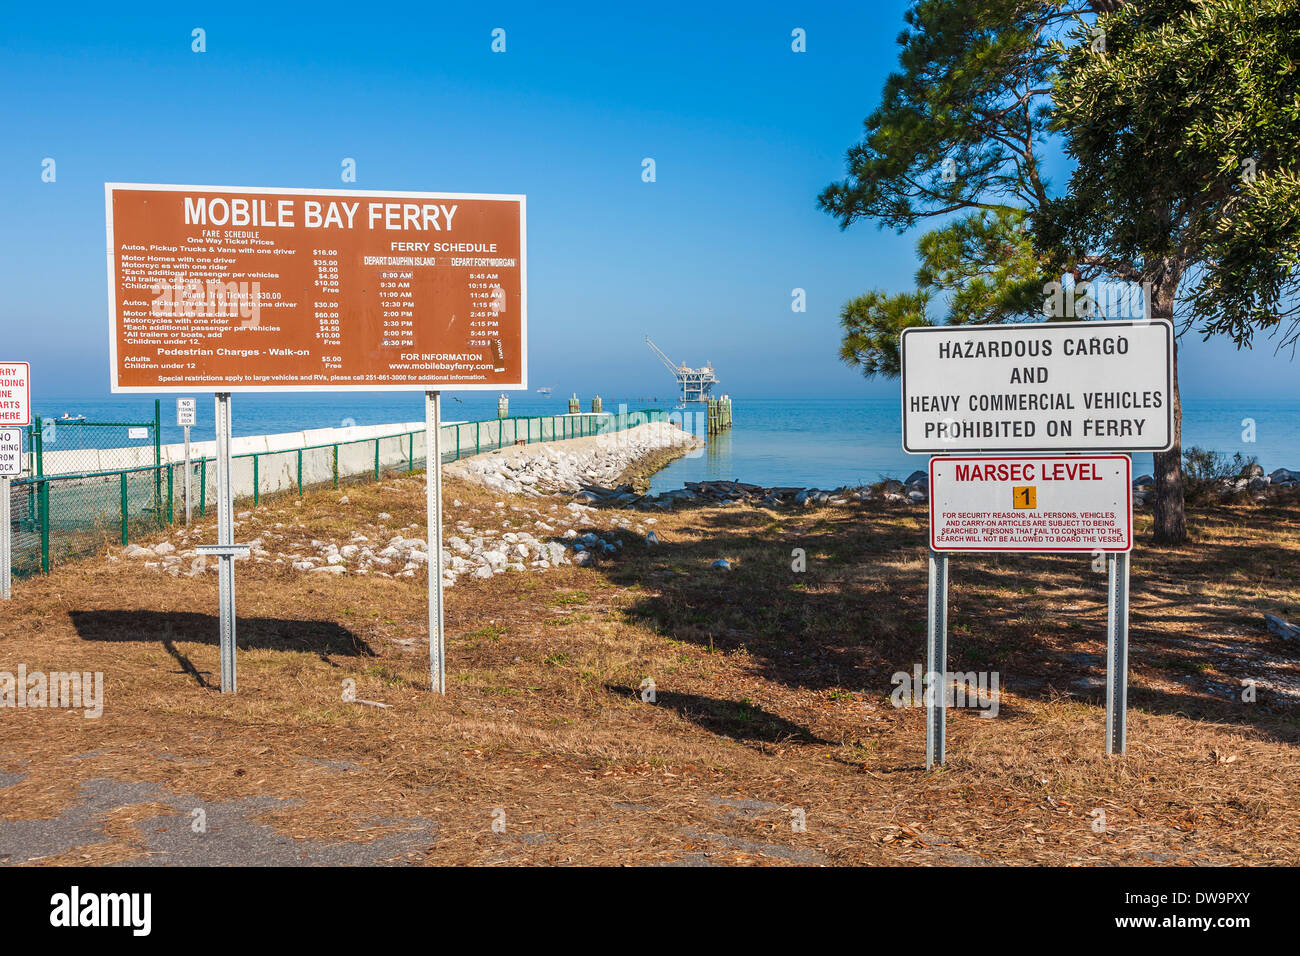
[35,414,616,475]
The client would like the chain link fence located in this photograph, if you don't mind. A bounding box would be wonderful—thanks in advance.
[8,408,668,578]
[27,413,160,478]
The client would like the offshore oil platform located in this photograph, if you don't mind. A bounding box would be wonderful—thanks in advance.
[644,335,731,433]
[644,336,719,403]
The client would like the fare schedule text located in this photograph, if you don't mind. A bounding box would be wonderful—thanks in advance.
[105,184,526,392]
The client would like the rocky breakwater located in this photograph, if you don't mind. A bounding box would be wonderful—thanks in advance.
[577,471,933,510]
[443,421,703,497]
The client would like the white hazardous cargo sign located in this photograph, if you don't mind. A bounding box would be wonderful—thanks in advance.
[901,320,1173,453]
[929,455,1132,553]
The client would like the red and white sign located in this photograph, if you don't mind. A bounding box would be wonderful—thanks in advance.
[929,455,1131,553]
[0,363,31,427]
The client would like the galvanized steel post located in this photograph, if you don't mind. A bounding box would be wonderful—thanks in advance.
[1106,551,1131,755]
[426,391,446,694]
[0,475,10,600]
[926,550,949,770]
[215,393,237,693]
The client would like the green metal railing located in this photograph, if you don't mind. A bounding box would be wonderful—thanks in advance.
[6,408,668,579]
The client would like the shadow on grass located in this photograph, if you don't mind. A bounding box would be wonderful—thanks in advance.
[594,500,1300,744]
[69,609,374,670]
[606,684,834,746]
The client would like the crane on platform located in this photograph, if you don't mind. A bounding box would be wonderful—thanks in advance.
[644,336,719,403]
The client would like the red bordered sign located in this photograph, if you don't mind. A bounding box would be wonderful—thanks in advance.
[929,454,1132,553]
[0,362,31,427]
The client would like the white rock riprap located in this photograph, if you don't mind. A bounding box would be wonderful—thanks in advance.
[111,496,645,586]
[443,421,702,497]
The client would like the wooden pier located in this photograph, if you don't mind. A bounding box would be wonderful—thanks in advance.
[707,395,733,435]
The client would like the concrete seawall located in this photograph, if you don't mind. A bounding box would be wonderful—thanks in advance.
[35,413,638,476]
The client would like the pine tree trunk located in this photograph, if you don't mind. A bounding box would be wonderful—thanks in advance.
[1150,279,1188,545]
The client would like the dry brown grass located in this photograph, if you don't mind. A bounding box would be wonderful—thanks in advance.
[1,472,1297,865]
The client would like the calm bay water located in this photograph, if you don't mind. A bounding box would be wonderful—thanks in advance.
[30,393,1300,491]
[649,398,1300,493]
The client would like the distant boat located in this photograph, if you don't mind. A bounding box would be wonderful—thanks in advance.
[536,385,555,397]
[59,413,86,421]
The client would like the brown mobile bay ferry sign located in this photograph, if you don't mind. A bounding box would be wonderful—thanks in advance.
[105,183,526,392]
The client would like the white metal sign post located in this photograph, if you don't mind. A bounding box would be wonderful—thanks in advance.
[177,398,196,525]
[925,551,948,769]
[0,472,9,601]
[426,391,446,694]
[1106,551,1130,755]
[191,393,249,693]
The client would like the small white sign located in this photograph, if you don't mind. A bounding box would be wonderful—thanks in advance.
[128,427,148,440]
[177,397,196,427]
[901,320,1173,453]
[929,455,1132,553]
[0,362,31,427]
[0,428,21,476]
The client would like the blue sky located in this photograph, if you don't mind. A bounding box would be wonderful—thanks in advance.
[0,0,1294,402]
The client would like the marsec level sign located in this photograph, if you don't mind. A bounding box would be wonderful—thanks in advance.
[929,455,1132,553]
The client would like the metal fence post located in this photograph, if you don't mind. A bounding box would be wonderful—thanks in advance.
[34,414,43,479]
[253,453,260,507]
[120,471,128,545]
[199,458,207,517]
[408,432,414,472]
[183,425,192,525]
[166,464,173,524]
[374,438,380,480]
[333,444,339,487]
[153,399,162,520]
[38,479,49,574]
[297,449,303,496]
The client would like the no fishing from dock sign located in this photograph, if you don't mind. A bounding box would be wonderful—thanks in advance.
[900,320,1173,453]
